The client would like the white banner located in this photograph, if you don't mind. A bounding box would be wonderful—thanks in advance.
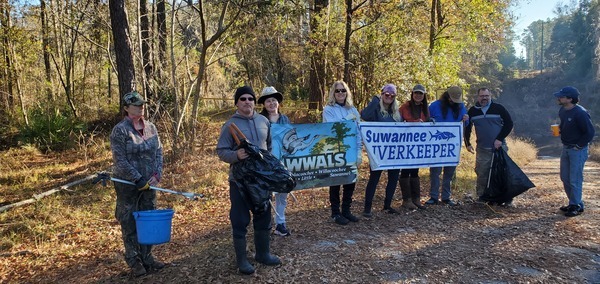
[359,122,463,170]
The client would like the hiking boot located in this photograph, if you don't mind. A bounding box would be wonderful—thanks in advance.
[131,262,147,277]
[332,214,350,225]
[402,200,417,210]
[442,199,458,206]
[146,260,166,271]
[565,205,583,217]
[383,207,399,214]
[274,223,291,236]
[425,198,439,205]
[362,211,373,218]
[342,212,360,222]
[560,205,584,213]
[413,200,426,210]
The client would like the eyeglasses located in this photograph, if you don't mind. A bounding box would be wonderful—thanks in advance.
[334,89,347,94]
[383,92,396,98]
[239,97,255,101]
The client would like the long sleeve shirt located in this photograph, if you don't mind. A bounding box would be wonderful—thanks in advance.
[110,117,163,182]
[464,101,513,150]
[558,105,595,148]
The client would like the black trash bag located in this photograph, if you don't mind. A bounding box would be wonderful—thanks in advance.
[480,148,535,203]
[231,138,296,215]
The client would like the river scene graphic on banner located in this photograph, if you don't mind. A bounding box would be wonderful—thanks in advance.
[271,121,358,190]
[360,121,463,170]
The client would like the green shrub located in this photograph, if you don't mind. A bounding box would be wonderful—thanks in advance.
[18,108,86,152]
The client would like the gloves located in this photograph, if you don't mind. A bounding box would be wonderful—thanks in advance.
[135,178,150,191]
[148,175,159,186]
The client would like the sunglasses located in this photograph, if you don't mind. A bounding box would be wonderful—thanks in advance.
[334,89,347,94]
[383,92,396,98]
[239,97,255,102]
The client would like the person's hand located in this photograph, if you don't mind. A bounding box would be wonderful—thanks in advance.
[493,139,502,149]
[466,145,474,153]
[135,178,150,191]
[148,175,159,186]
[236,148,248,160]
[462,114,469,122]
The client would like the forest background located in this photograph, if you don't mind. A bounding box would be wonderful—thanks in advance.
[0,0,598,156]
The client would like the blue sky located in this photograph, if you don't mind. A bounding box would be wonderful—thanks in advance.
[511,0,563,57]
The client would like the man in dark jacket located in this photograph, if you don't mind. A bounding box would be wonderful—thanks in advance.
[464,88,513,203]
[216,86,281,275]
[553,86,595,217]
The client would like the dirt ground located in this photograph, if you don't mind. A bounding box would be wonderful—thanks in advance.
[4,146,600,284]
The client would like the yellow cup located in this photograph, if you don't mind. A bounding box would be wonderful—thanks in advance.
[551,124,560,137]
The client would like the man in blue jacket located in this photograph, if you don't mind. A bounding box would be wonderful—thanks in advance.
[554,86,595,217]
[464,88,513,204]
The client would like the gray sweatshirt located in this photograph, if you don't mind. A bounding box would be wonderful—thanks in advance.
[217,111,272,181]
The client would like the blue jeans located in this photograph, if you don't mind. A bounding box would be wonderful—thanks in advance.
[363,169,400,212]
[429,166,456,200]
[560,145,588,209]
[274,193,288,225]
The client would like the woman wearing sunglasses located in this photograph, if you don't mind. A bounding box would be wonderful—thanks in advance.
[360,84,405,216]
[322,81,363,225]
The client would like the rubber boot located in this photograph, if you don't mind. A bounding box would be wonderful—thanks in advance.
[233,237,255,274]
[254,230,281,266]
[410,177,425,209]
[400,178,417,210]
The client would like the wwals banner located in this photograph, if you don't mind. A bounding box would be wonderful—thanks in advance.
[360,122,463,170]
[271,121,358,190]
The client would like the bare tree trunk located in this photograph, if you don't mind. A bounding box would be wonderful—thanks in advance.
[0,0,14,111]
[0,1,27,124]
[139,0,154,101]
[186,0,241,151]
[40,0,54,102]
[109,0,136,110]
[169,0,181,157]
[157,0,167,79]
[308,0,329,110]
[343,0,352,82]
[429,0,437,55]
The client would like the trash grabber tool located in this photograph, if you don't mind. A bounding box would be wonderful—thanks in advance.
[486,149,495,189]
[94,172,204,200]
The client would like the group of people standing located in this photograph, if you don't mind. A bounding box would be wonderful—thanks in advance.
[215,81,475,274]
[108,81,593,277]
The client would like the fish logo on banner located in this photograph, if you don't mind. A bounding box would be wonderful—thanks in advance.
[360,121,463,170]
[429,130,456,141]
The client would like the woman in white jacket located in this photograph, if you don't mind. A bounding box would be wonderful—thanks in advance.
[322,81,362,225]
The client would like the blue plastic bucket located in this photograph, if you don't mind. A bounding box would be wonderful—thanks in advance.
[133,209,174,245]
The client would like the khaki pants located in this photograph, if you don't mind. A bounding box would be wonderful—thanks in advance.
[475,146,508,197]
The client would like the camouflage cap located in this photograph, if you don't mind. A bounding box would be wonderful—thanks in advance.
[123,91,146,106]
